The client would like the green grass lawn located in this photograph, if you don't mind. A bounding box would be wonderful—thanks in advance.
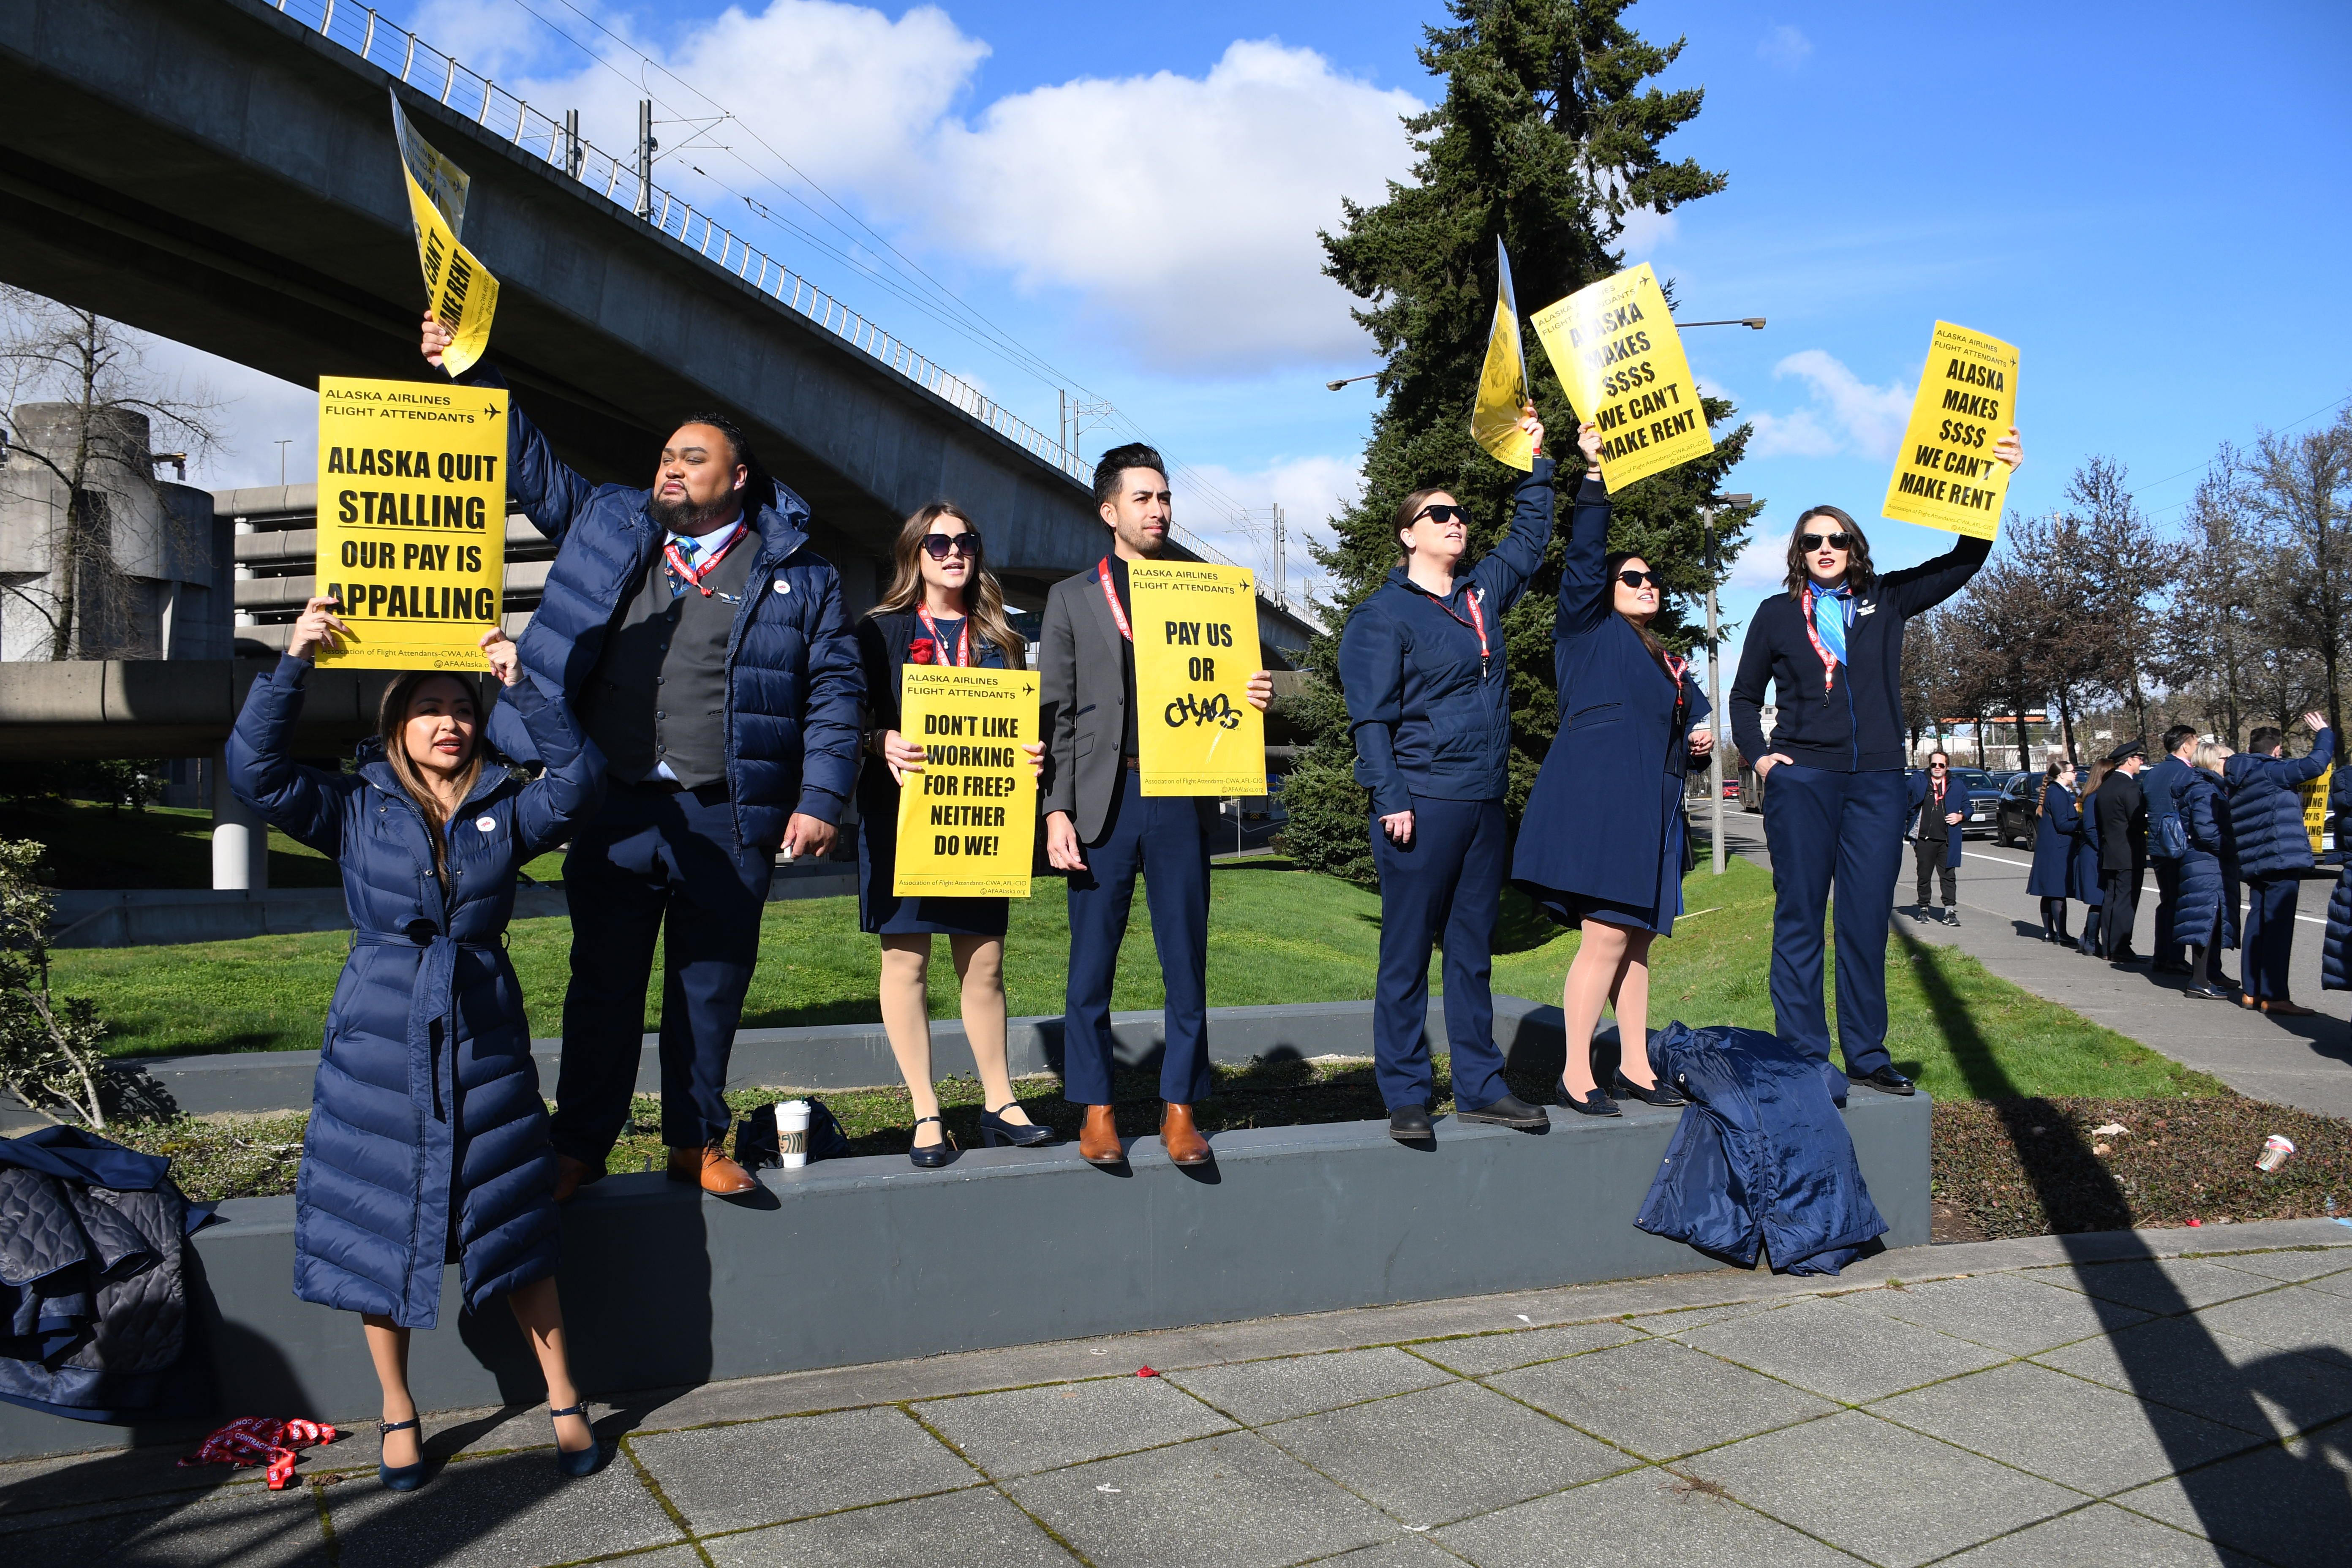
[55,854,2213,1106]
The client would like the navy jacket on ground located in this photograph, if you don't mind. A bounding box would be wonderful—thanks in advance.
[228,656,602,1329]
[1510,472,1707,908]
[2175,767,2240,951]
[1904,770,1965,869]
[2026,784,2088,898]
[1633,1022,1888,1276]
[2224,729,2336,881]
[1728,535,1989,773]
[1339,460,1557,814]
[452,363,861,848]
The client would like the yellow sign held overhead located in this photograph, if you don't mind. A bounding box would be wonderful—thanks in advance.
[391,93,500,376]
[1881,321,2020,539]
[1530,262,1711,493]
[2300,763,2333,855]
[1128,561,1267,797]
[1470,238,1535,472]
[313,375,509,671]
[891,667,1040,898]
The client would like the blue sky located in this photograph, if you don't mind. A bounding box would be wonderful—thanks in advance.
[174,0,2351,667]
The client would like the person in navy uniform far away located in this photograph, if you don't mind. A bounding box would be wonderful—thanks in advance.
[855,504,1051,1166]
[420,316,863,1200]
[1339,405,1563,1142]
[2141,723,2202,974]
[2177,738,2241,1000]
[2071,759,2113,955]
[1905,750,1965,926]
[1511,426,1707,1117]
[2094,740,2150,962]
[2025,759,2086,945]
[2224,712,2336,1015]
[1727,426,2021,1096]
[1039,443,1274,1167]
[229,598,606,1487]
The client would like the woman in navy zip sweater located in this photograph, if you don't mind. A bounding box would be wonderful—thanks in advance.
[1727,428,2020,1093]
[1339,406,1565,1141]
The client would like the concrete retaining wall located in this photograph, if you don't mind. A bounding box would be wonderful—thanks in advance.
[0,1089,1933,1461]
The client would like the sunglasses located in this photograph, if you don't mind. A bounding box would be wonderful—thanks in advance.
[919,532,980,560]
[1929,762,1948,769]
[1616,569,1664,589]
[1799,531,1854,551]
[1412,504,1468,525]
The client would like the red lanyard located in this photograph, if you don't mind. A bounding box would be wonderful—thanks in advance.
[1429,585,1489,675]
[1798,585,1842,693]
[664,524,744,597]
[1663,651,1688,686]
[1097,558,1133,642]
[916,607,971,667]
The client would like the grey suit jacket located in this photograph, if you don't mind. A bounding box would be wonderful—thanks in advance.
[1039,563,1131,842]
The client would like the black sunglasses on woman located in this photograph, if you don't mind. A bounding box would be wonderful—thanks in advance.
[920,532,980,559]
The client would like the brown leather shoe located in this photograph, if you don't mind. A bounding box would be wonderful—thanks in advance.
[1078,1105,1124,1166]
[667,1145,757,1194]
[2264,998,2318,1017]
[552,1154,605,1204]
[1160,1103,1211,1165]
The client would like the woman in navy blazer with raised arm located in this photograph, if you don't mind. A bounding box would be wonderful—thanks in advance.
[1511,427,1708,1116]
[1340,406,1563,1143]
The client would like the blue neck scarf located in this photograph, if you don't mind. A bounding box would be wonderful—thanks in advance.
[1811,581,1853,667]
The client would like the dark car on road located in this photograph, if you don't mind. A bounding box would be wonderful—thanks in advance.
[1995,773,2039,846]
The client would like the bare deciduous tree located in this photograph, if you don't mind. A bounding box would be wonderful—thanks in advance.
[2250,408,2352,738]
[2066,457,2180,742]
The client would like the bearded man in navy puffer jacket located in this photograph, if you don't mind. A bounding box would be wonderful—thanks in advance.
[422,317,863,1198]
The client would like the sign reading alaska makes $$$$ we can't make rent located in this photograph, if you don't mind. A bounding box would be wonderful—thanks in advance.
[1530,262,1712,493]
[1128,561,1266,797]
[313,375,509,670]
[892,667,1040,898]
[1881,321,2020,539]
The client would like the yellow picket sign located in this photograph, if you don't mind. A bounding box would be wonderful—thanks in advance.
[1128,561,1266,797]
[1470,238,1536,472]
[313,375,509,671]
[2300,763,2333,855]
[1881,321,2020,539]
[391,94,500,376]
[891,667,1040,897]
[1530,262,1711,493]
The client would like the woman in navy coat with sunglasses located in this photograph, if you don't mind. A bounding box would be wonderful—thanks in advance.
[1511,429,1707,1116]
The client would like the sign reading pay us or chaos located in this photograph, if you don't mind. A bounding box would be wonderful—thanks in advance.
[1881,321,2020,539]
[892,668,1040,898]
[1531,262,1711,493]
[313,375,508,671]
[1128,561,1266,798]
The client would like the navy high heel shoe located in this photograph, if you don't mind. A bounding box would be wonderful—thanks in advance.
[979,1105,1058,1148]
[550,1403,603,1478]
[909,1116,955,1168]
[378,1417,425,1491]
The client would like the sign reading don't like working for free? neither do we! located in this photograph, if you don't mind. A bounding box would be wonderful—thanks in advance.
[891,667,1040,898]
[313,375,510,671]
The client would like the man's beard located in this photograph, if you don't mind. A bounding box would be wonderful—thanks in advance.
[651,490,740,535]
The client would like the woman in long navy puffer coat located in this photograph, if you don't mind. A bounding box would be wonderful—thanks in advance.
[2174,740,2240,999]
[229,597,605,1487]
[2025,760,2084,943]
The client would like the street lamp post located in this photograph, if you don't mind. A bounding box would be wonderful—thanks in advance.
[1703,494,1753,876]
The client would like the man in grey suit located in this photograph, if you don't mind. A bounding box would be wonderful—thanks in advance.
[1040,443,1273,1167]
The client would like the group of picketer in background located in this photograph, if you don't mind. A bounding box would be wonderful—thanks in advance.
[2013,717,2351,1013]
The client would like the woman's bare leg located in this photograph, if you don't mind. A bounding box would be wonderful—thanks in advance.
[362,1314,419,1467]
[1606,930,1661,1087]
[951,934,1032,1124]
[507,1277,591,1453]
[1561,920,1631,1097]
[878,934,944,1146]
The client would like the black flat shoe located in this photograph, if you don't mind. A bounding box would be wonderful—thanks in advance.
[1456,1092,1548,1129]
[1556,1081,1620,1117]
[2183,984,2228,1000]
[1388,1105,1433,1141]
[1850,1066,1916,1097]
[908,1116,955,1168]
[979,1106,1057,1148]
[1612,1073,1686,1108]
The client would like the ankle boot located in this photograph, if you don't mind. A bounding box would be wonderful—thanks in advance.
[1159,1102,1211,1165]
[1078,1104,1124,1166]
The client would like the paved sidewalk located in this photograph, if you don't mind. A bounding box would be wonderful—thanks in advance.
[3,1220,2345,1567]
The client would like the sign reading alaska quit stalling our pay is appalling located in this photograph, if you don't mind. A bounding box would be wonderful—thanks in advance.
[1128,561,1266,798]
[1881,321,2020,539]
[313,376,509,671]
[1530,262,1712,493]
[891,667,1040,898]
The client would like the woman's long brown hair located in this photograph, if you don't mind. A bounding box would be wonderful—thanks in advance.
[1604,550,1679,683]
[870,502,1026,665]
[2036,758,2066,817]
[376,670,484,890]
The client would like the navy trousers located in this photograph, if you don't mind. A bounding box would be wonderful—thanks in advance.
[553,780,775,1159]
[1368,795,1508,1111]
[2243,877,2300,1001]
[1759,763,1906,1078]
[2152,858,2185,966]
[1062,769,1213,1106]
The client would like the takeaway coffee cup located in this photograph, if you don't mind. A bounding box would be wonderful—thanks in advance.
[2256,1135,2295,1173]
[779,1100,813,1169]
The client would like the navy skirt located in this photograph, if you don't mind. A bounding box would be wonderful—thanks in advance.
[855,808,1009,938]
[1522,778,1688,937]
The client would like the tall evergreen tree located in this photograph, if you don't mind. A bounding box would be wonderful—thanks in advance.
[1280,0,1757,881]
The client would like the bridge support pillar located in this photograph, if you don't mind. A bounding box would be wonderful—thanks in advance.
[210,745,267,891]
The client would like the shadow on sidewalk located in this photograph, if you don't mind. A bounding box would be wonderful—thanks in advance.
[1898,925,2350,1556]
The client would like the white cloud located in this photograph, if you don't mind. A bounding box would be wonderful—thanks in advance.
[1757,24,1813,71]
[1748,348,1913,460]
[1172,452,1364,603]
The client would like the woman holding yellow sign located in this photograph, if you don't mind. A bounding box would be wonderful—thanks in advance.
[855,505,1052,1165]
